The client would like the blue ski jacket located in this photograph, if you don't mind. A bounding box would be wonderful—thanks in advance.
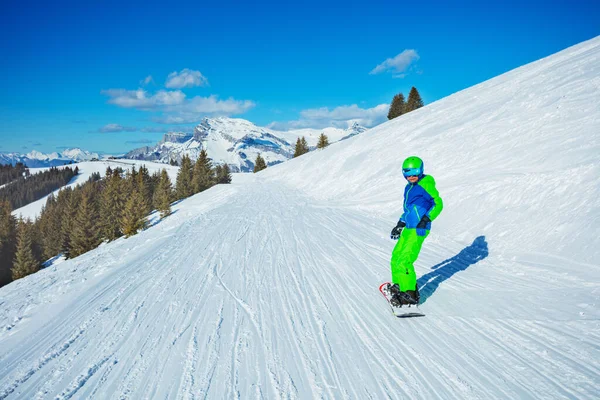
[399,175,443,230]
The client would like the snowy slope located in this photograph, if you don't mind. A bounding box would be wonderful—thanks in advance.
[12,160,179,221]
[1,37,599,399]
[125,117,366,172]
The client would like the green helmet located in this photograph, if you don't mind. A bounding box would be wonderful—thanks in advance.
[402,156,424,178]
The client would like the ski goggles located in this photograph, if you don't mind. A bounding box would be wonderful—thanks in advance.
[403,167,422,177]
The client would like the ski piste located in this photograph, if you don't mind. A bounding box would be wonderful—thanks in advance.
[379,282,425,318]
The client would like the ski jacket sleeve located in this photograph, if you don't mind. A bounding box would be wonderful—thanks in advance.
[419,176,443,221]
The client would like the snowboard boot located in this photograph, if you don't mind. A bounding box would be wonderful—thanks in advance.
[405,290,419,305]
[388,284,417,307]
[387,283,403,307]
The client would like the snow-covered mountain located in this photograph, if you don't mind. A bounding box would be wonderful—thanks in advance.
[1,37,599,399]
[125,117,366,171]
[0,148,100,168]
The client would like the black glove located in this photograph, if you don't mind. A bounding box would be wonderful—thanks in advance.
[390,221,406,240]
[416,215,431,236]
[416,215,431,229]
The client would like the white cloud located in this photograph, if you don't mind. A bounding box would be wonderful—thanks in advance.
[98,124,138,133]
[156,95,256,124]
[170,95,255,115]
[370,49,420,77]
[165,69,209,89]
[103,76,254,124]
[141,75,154,85]
[269,103,388,130]
[101,89,186,110]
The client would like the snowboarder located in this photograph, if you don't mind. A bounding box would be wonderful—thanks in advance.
[388,156,443,307]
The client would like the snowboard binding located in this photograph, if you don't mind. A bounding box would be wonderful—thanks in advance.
[379,282,425,318]
[386,283,419,307]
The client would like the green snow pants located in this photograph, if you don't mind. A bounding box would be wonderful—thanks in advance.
[390,228,429,291]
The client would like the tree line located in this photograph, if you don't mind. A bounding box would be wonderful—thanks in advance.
[0,163,29,186]
[387,86,424,120]
[173,150,232,199]
[0,166,78,210]
[0,153,232,288]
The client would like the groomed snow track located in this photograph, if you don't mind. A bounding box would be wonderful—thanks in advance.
[1,37,600,399]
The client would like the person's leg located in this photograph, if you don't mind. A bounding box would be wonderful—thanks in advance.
[390,228,428,291]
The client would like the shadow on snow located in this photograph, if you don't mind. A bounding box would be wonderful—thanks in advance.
[418,236,489,305]
[147,209,179,228]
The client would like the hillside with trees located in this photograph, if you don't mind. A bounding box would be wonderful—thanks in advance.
[0,160,232,288]
[0,166,78,210]
[0,163,29,186]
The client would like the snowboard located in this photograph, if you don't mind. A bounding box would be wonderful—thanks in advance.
[379,282,425,318]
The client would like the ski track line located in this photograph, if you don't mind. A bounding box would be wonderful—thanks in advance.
[3,217,207,399]
[211,207,282,399]
[0,257,153,400]
[495,318,600,397]
[117,220,221,399]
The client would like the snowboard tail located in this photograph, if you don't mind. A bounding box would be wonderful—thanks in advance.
[379,282,425,318]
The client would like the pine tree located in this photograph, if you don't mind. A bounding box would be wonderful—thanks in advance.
[60,187,80,259]
[387,93,406,120]
[317,133,330,149]
[0,200,17,287]
[293,136,310,157]
[70,183,101,257]
[293,138,303,157]
[301,137,310,154]
[100,168,125,241]
[121,189,147,237]
[30,216,43,264]
[12,218,39,280]
[406,87,424,112]
[136,165,152,216]
[192,150,213,193]
[150,170,161,202]
[154,169,173,218]
[176,155,193,199]
[253,154,267,173]
[217,164,232,184]
[37,194,60,260]
[128,166,138,187]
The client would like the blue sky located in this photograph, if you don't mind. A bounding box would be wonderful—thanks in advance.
[0,0,598,154]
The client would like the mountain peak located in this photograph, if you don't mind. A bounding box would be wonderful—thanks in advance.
[125,117,370,172]
[1,148,98,167]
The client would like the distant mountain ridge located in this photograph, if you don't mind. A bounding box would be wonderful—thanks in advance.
[0,148,99,168]
[125,117,367,172]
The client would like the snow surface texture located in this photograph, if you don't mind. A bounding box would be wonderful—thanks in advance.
[1,37,600,399]
[125,117,366,172]
[12,160,179,221]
